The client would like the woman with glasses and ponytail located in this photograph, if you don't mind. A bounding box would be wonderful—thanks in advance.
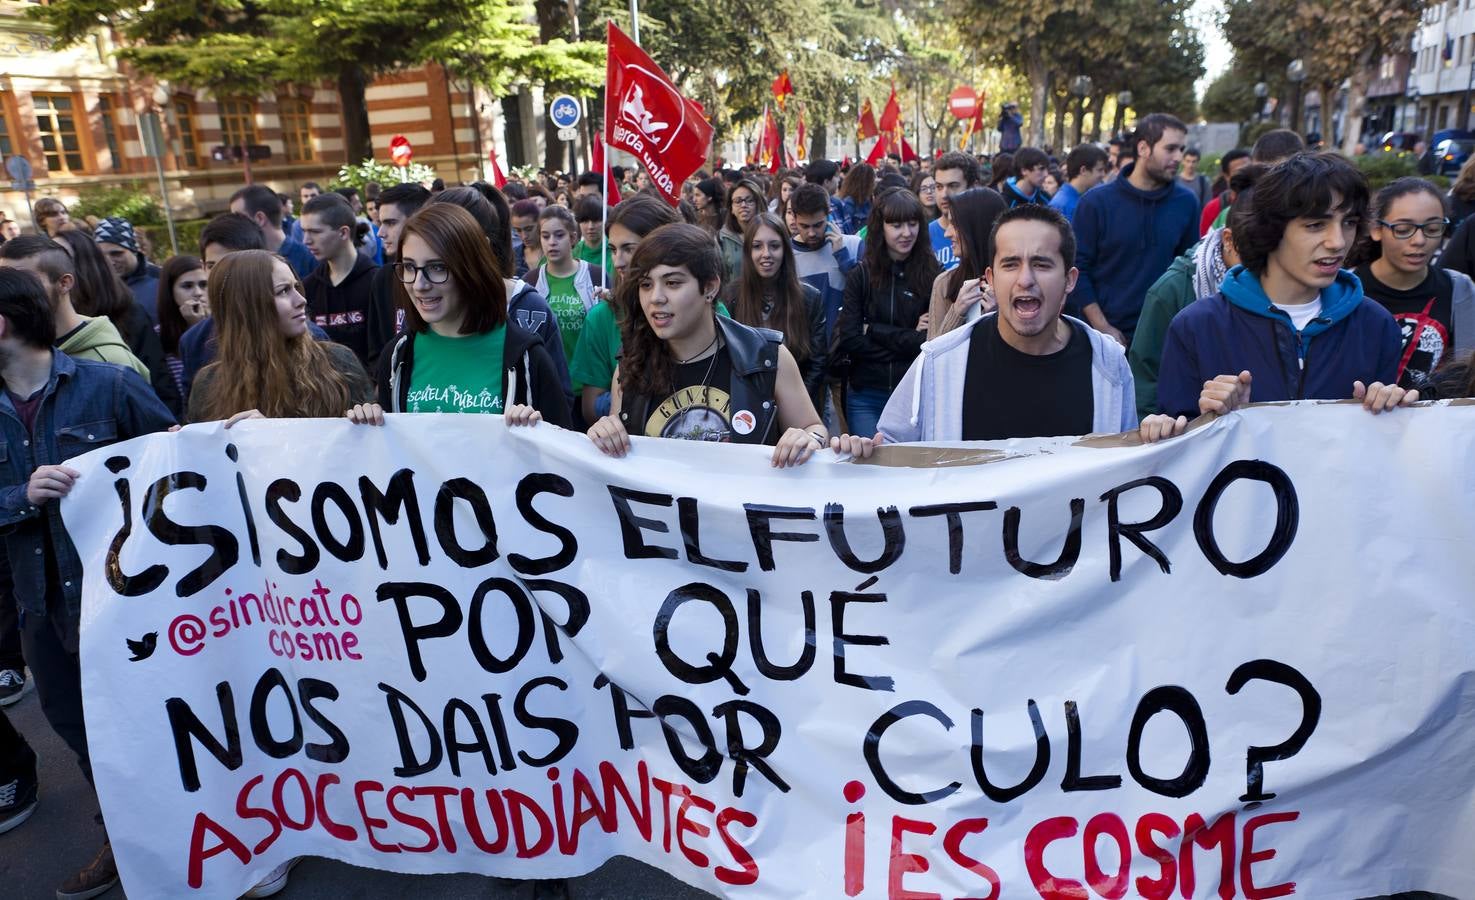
[1351,177,1475,389]
[346,203,571,427]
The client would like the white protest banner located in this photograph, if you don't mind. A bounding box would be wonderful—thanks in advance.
[63,404,1475,899]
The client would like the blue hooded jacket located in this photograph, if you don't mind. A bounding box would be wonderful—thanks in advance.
[1156,266,1402,418]
[1070,164,1200,337]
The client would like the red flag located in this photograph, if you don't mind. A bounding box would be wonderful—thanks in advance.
[761,106,781,172]
[487,145,508,189]
[795,107,808,164]
[771,70,794,112]
[590,135,622,205]
[864,136,886,165]
[877,86,901,137]
[605,23,713,207]
[901,137,918,163]
[857,97,878,142]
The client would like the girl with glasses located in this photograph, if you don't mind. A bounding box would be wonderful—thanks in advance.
[1353,177,1475,389]
[346,204,571,427]
[187,250,373,425]
[720,179,765,287]
[911,170,940,222]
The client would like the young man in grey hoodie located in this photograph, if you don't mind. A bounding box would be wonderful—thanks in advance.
[877,205,1185,444]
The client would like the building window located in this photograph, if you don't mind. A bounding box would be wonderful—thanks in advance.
[218,98,259,153]
[173,95,200,167]
[278,97,313,162]
[33,93,86,175]
[98,93,126,172]
[0,93,16,160]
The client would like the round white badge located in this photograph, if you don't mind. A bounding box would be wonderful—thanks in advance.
[732,410,756,435]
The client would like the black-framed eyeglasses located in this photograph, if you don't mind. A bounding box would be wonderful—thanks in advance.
[1377,218,1450,240]
[731,195,758,206]
[395,261,450,284]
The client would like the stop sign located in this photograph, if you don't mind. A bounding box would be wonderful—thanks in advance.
[389,135,412,165]
[948,86,978,120]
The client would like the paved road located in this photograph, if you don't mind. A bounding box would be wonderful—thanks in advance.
[0,684,715,899]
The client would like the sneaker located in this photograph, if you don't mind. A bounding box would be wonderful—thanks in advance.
[0,668,27,707]
[56,842,118,900]
[243,857,301,898]
[0,766,37,835]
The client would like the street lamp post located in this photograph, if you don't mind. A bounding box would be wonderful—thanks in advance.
[1070,75,1092,146]
[1113,90,1133,139]
[1287,58,1307,134]
[1254,81,1268,124]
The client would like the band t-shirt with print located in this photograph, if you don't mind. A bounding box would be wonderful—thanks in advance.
[1356,263,1455,388]
[643,349,740,442]
[406,327,506,414]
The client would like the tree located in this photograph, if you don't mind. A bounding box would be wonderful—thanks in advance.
[1224,0,1425,152]
[954,0,1090,146]
[32,0,603,161]
[1202,65,1260,124]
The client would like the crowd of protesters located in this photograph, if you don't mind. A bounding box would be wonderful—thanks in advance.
[1,107,1472,900]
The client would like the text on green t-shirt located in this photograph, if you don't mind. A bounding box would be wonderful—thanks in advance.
[407,327,507,414]
[543,271,587,391]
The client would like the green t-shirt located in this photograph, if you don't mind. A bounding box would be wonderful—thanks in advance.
[568,300,733,393]
[574,239,613,273]
[406,327,507,414]
[544,271,588,391]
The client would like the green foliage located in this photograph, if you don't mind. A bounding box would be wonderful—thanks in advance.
[69,183,165,227]
[332,159,439,193]
[137,219,209,262]
[1356,152,1420,191]
[1201,66,1258,124]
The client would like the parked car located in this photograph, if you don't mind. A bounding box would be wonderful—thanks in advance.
[1433,129,1475,176]
[1378,131,1421,153]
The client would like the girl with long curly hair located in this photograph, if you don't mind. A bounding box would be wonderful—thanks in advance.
[187,249,373,424]
[587,224,849,467]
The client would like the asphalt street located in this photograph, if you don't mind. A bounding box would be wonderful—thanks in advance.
[0,683,715,900]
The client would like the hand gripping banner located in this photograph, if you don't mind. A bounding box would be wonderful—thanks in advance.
[63,404,1475,898]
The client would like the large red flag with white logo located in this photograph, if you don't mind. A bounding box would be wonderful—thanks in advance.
[605,23,713,207]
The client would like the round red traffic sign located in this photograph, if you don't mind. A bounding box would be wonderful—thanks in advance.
[389,135,412,165]
[948,86,978,120]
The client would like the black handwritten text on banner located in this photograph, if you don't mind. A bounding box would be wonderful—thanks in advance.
[63,406,1475,898]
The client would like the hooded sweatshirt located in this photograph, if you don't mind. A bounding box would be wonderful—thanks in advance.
[793,233,863,342]
[1156,267,1402,419]
[56,316,150,380]
[1127,230,1228,417]
[1070,164,1200,337]
[877,312,1138,444]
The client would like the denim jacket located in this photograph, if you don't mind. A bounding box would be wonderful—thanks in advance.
[0,351,175,617]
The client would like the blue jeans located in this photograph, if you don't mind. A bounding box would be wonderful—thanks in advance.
[845,386,890,439]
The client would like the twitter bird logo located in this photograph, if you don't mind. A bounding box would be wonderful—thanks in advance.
[126,632,157,662]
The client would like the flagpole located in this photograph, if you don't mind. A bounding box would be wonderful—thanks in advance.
[629,0,640,44]
[601,27,612,293]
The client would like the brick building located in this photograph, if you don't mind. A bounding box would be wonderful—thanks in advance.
[0,7,531,227]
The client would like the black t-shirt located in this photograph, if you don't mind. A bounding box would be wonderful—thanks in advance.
[641,347,742,442]
[1356,263,1455,388]
[960,316,1094,441]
